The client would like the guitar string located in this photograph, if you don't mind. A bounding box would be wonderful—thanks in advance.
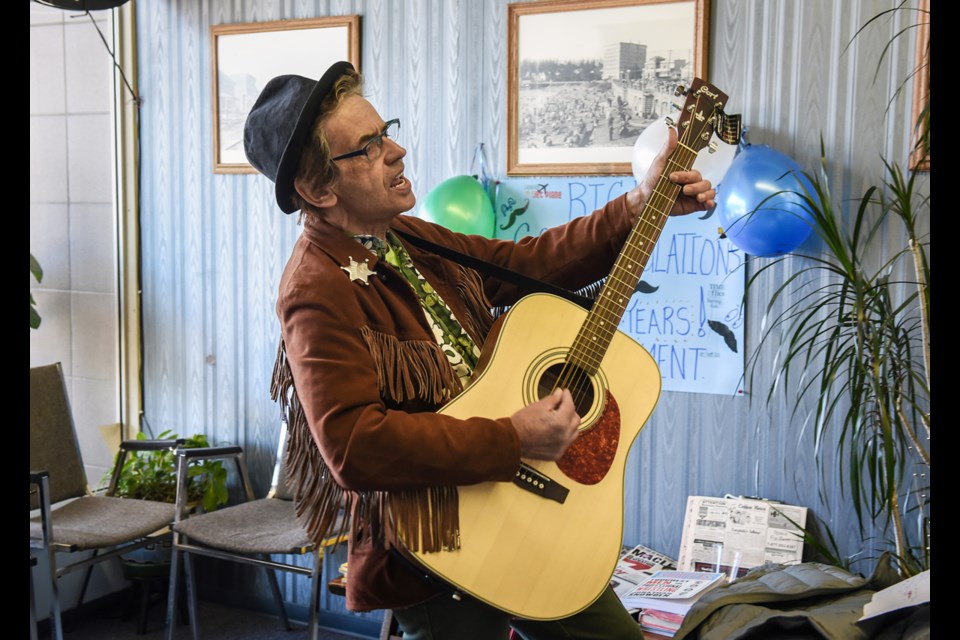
[576,148,696,357]
[552,99,715,411]
[557,151,694,408]
[560,155,691,405]
[554,92,716,397]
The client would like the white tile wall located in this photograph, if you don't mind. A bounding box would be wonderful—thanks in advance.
[29,115,69,202]
[30,8,120,493]
[70,202,116,293]
[71,291,118,381]
[29,202,70,290]
[72,374,121,482]
[29,290,72,373]
[29,3,67,25]
[30,23,65,114]
[67,113,114,203]
[30,6,124,617]
[64,16,113,114]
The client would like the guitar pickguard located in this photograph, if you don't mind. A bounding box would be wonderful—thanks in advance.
[556,391,620,485]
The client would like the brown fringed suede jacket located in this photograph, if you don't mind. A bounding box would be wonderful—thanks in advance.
[271,193,635,612]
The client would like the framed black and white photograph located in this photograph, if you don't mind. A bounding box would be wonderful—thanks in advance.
[507,0,709,176]
[211,16,361,173]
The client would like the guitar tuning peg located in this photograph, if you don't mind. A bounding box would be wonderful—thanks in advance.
[707,141,718,154]
[664,117,675,128]
[674,84,686,97]
[671,102,682,111]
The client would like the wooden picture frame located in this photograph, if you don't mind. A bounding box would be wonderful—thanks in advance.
[507,0,709,176]
[909,0,929,172]
[211,16,361,173]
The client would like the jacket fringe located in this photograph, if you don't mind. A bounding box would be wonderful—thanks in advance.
[270,337,462,553]
[455,265,494,344]
[387,486,461,553]
[271,340,352,551]
[359,327,463,405]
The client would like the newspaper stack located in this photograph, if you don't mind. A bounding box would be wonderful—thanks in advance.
[677,495,808,578]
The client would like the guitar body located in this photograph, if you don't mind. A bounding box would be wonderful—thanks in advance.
[405,292,661,620]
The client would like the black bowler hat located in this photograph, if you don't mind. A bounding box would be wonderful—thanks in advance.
[243,60,355,213]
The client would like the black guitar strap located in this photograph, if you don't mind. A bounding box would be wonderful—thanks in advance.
[392,228,595,311]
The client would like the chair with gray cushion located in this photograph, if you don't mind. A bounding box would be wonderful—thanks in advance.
[164,419,345,640]
[30,362,179,640]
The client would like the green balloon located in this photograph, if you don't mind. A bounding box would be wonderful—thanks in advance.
[419,175,495,237]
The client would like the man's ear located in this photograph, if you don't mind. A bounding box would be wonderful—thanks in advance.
[294,176,338,209]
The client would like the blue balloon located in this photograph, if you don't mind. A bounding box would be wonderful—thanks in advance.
[714,144,815,257]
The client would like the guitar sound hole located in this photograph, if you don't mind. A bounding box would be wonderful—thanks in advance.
[537,363,595,417]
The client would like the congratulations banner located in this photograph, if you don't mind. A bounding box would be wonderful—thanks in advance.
[493,176,744,396]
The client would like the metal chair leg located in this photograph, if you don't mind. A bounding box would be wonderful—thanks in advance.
[165,546,181,640]
[183,551,201,640]
[75,550,99,611]
[46,545,64,640]
[309,551,321,640]
[30,556,39,640]
[262,554,291,631]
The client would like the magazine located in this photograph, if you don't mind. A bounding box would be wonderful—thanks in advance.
[621,570,726,614]
[609,543,678,601]
[639,608,685,637]
[858,570,929,621]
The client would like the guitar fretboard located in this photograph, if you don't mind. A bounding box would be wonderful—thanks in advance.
[567,144,699,376]
[549,78,730,389]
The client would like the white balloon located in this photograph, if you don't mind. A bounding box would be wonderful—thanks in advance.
[631,116,672,184]
[694,134,739,187]
[631,115,739,188]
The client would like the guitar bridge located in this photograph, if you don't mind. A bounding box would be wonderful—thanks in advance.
[513,463,569,504]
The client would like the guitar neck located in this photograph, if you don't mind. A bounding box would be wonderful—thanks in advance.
[554,78,732,379]
[568,143,699,375]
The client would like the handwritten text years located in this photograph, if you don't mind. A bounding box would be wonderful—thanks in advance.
[619,300,705,381]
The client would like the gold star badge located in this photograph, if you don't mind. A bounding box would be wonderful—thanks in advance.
[341,256,377,285]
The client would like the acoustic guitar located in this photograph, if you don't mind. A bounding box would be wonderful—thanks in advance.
[399,78,738,620]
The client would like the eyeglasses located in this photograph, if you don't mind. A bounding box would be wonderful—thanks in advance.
[331,118,401,162]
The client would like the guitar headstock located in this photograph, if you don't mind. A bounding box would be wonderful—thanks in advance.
[671,78,739,154]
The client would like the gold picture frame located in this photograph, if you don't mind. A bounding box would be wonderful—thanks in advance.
[211,16,361,174]
[507,0,709,176]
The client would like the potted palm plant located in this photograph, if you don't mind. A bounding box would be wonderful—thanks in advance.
[745,147,929,577]
[744,3,930,579]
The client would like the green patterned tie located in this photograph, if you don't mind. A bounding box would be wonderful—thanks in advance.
[358,232,480,381]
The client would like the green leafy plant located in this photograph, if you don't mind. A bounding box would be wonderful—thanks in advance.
[744,0,930,581]
[108,430,229,513]
[745,144,929,577]
[30,253,43,329]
